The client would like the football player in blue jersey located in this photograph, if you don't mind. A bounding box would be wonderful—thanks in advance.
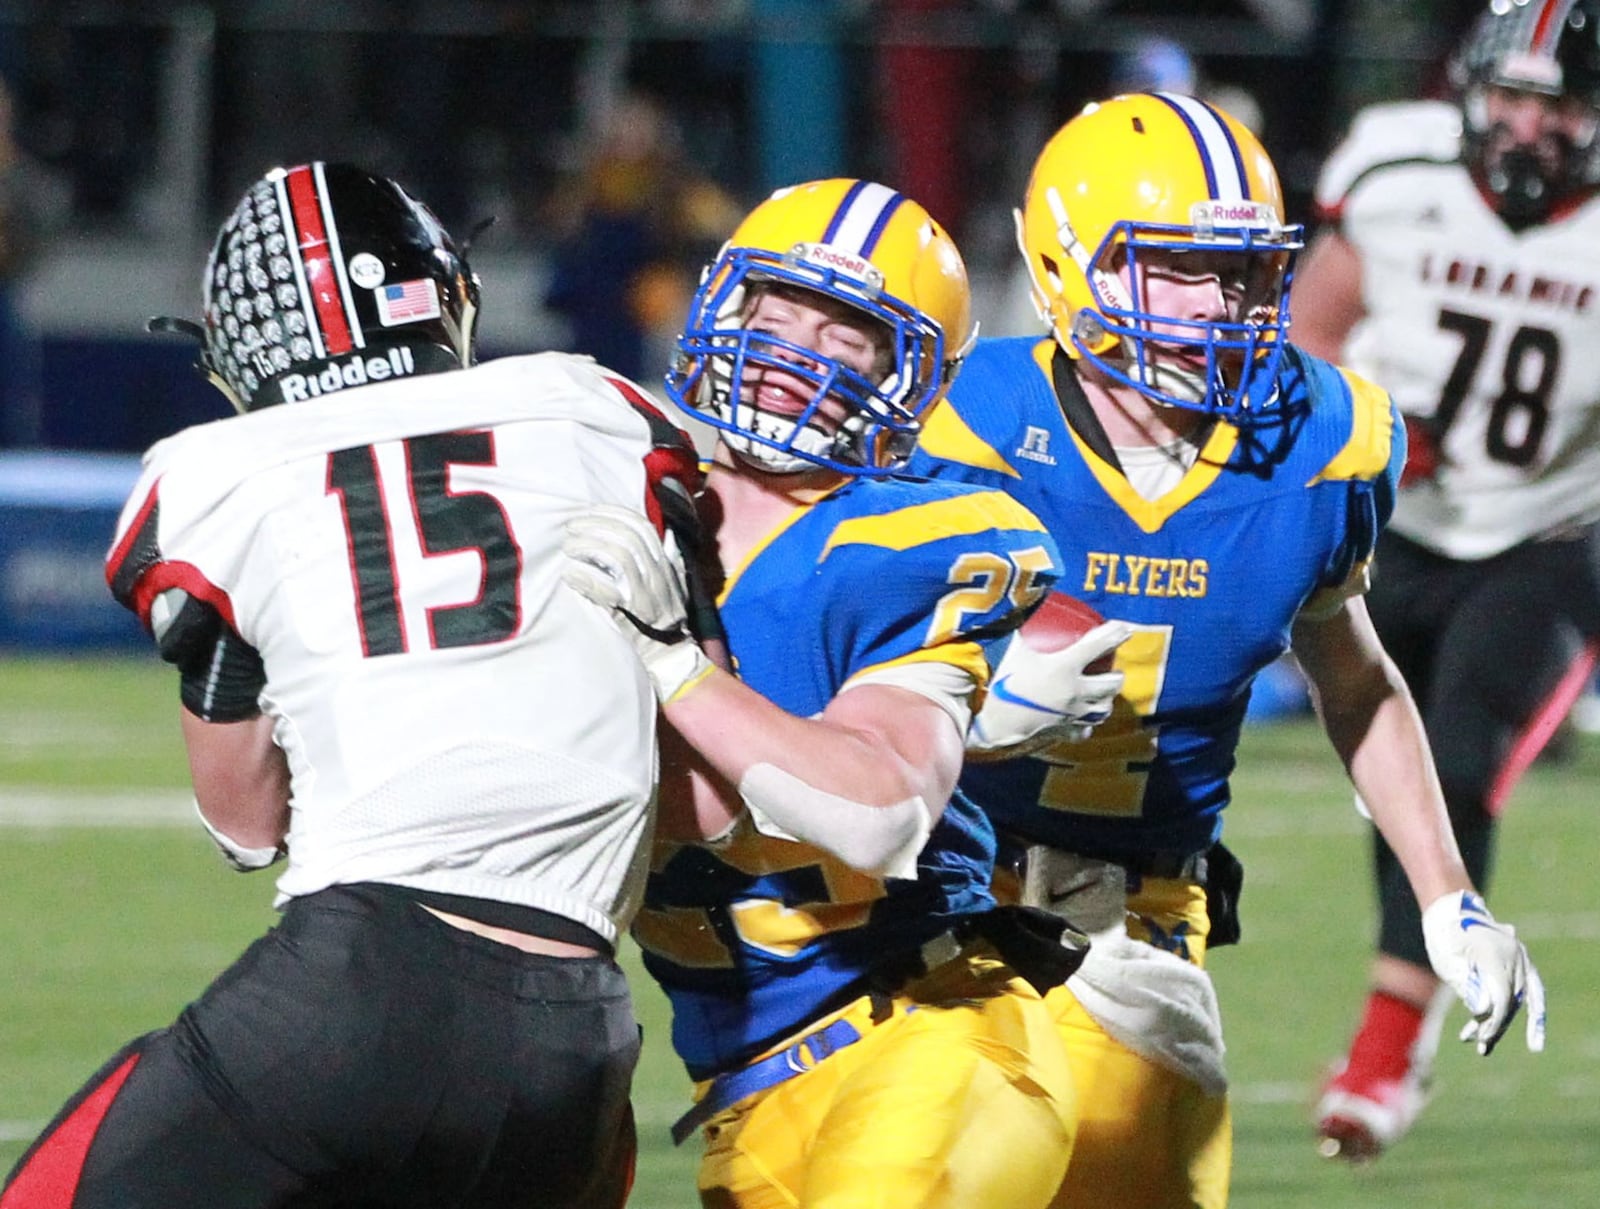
[560,178,1126,1209]
[905,93,1546,1209]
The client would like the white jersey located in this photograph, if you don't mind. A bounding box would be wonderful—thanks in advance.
[107,352,666,944]
[1317,99,1600,559]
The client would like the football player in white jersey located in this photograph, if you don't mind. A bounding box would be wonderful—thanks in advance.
[1294,0,1600,1163]
[1,162,704,1209]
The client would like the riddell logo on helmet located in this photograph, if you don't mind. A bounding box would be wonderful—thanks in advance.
[1190,200,1280,230]
[794,243,886,289]
[279,346,417,402]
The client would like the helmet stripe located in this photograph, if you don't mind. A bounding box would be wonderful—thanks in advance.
[283,164,356,356]
[272,170,324,360]
[1154,92,1251,201]
[820,180,907,257]
[314,162,365,351]
[1532,0,1578,54]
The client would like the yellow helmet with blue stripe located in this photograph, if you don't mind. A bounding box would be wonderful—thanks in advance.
[666,178,974,473]
[1015,92,1304,421]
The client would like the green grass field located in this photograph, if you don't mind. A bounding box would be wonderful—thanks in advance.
[3,653,1596,1206]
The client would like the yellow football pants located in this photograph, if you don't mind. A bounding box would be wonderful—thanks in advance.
[694,946,1076,1209]
[1045,988,1231,1209]
[1049,875,1232,1209]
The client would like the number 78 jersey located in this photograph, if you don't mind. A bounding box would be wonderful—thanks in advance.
[1319,99,1600,559]
[103,353,667,942]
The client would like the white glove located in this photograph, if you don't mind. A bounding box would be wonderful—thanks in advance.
[967,620,1132,757]
[1422,890,1547,1056]
[562,504,713,703]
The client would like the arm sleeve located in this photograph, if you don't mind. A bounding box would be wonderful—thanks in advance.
[178,629,267,723]
[151,588,266,722]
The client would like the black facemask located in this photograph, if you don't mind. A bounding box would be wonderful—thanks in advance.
[1487,145,1560,230]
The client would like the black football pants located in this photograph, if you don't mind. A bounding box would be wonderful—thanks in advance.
[1365,529,1600,967]
[1,882,641,1209]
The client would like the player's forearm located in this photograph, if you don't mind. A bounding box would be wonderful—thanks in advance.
[653,719,744,843]
[1295,601,1472,906]
[662,671,961,876]
[1337,689,1473,906]
[664,668,954,810]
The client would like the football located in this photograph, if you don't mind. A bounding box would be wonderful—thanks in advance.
[1019,590,1116,672]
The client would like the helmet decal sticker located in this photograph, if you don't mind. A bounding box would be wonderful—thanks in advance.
[278,346,419,402]
[375,279,443,326]
[347,252,386,289]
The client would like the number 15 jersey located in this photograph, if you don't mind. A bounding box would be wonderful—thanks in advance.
[1318,98,1600,559]
[105,353,666,945]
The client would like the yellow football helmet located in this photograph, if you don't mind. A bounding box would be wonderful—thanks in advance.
[665,178,974,473]
[1016,92,1304,420]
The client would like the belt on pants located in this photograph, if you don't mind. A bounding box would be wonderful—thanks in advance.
[670,1017,863,1146]
[672,924,976,1146]
[667,910,1086,1147]
[1127,848,1210,883]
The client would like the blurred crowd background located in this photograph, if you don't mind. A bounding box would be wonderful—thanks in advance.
[0,0,1489,454]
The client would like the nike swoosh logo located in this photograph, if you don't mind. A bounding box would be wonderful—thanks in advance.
[988,676,1057,715]
[1046,873,1100,906]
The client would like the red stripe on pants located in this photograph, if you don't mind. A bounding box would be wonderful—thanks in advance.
[1,1053,140,1208]
[1488,640,1600,816]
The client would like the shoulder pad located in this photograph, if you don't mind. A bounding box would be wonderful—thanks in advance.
[915,337,1053,479]
[1317,101,1463,212]
[1287,346,1400,489]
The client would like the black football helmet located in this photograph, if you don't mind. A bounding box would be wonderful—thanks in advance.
[188,162,480,412]
[1452,0,1600,227]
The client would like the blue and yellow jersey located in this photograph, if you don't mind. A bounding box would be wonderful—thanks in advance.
[634,474,1060,1079]
[906,336,1404,866]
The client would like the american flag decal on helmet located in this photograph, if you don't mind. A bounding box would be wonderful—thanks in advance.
[375,278,442,326]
